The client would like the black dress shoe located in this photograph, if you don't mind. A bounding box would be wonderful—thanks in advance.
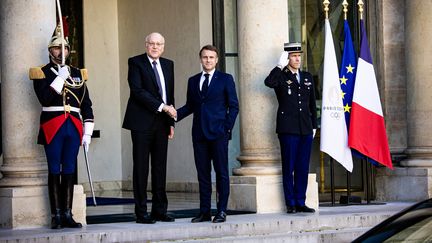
[136,214,156,224]
[212,211,227,223]
[286,206,297,214]
[296,205,316,213]
[191,213,212,223]
[151,213,175,222]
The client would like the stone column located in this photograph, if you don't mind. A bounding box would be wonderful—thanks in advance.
[229,0,318,213]
[0,0,54,228]
[376,0,432,201]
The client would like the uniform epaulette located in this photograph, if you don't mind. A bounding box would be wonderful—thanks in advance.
[80,69,88,81]
[29,66,46,80]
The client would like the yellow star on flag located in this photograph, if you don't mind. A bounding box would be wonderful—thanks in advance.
[341,91,346,99]
[344,103,351,113]
[346,64,355,73]
[340,76,348,85]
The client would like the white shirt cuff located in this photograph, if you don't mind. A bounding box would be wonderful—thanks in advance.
[157,103,164,112]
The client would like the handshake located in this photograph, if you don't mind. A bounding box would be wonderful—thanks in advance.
[163,104,177,120]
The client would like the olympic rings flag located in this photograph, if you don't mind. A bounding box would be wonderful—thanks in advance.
[320,18,354,172]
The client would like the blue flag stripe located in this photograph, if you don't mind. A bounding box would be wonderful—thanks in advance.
[359,20,373,64]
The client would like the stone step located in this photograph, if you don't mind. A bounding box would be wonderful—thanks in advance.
[154,227,370,243]
[0,203,412,243]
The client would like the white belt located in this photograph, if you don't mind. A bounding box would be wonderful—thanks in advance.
[42,106,80,113]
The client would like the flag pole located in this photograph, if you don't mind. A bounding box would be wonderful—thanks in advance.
[323,0,330,19]
[358,0,364,20]
[343,0,348,20]
[323,0,336,206]
[357,0,372,205]
[342,0,353,205]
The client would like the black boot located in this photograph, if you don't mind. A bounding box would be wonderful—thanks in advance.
[48,174,63,229]
[61,174,82,228]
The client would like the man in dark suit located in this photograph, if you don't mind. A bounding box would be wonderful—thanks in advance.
[176,45,239,223]
[123,32,176,224]
[264,42,317,214]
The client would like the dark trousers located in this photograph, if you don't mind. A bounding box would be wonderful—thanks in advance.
[193,134,229,214]
[131,123,169,218]
[44,118,80,174]
[278,133,313,207]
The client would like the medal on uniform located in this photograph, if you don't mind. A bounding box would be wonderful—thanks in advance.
[287,80,293,95]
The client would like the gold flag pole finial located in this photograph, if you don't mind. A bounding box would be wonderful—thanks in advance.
[323,0,330,19]
[343,0,349,20]
[358,0,364,20]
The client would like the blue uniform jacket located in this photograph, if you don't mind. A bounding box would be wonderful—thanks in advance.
[265,67,318,135]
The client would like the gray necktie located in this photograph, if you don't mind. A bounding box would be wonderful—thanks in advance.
[294,72,300,84]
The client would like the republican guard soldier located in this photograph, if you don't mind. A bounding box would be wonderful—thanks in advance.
[264,42,317,214]
[29,26,94,229]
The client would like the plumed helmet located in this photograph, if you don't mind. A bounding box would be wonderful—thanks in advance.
[48,24,70,50]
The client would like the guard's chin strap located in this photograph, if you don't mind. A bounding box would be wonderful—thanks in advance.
[49,50,70,65]
[49,54,62,64]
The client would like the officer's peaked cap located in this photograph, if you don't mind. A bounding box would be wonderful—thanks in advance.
[284,42,302,54]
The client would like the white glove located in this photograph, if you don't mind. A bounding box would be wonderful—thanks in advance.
[58,65,70,80]
[277,51,289,69]
[313,129,317,138]
[50,76,65,94]
[82,122,94,151]
[50,66,70,94]
[82,134,91,151]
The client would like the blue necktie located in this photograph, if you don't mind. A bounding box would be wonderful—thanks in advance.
[152,61,163,97]
[201,73,209,95]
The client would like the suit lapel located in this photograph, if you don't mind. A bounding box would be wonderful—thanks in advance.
[195,73,204,99]
[207,71,217,95]
[160,59,172,103]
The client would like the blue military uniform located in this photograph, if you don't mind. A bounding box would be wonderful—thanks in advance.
[30,61,94,229]
[31,63,93,173]
[265,64,317,212]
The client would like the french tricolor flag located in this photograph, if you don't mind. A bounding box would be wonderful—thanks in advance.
[348,20,393,169]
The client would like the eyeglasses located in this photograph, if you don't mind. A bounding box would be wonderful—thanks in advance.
[146,42,164,47]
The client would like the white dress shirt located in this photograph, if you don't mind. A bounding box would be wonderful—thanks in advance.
[199,69,216,91]
[147,56,167,112]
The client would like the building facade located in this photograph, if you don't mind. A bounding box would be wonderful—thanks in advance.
[1,0,431,228]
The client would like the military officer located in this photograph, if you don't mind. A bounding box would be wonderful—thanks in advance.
[29,26,94,229]
[264,42,317,214]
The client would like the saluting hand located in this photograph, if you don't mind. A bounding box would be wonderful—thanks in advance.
[277,51,289,69]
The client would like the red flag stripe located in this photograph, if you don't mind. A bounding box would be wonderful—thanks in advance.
[348,102,393,169]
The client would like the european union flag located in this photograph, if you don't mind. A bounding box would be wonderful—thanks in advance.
[342,19,380,166]
[339,20,357,127]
